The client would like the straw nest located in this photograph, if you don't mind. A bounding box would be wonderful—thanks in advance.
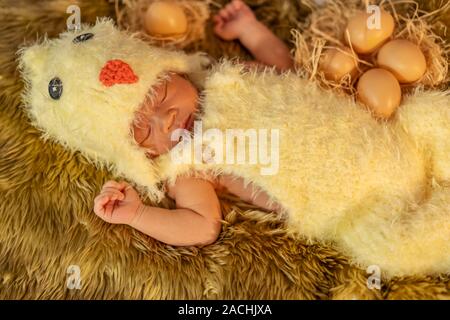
[292,0,449,97]
[114,0,305,55]
[115,0,211,49]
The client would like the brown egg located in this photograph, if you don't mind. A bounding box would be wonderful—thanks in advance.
[357,68,401,119]
[346,10,395,54]
[144,1,188,36]
[377,39,427,83]
[319,48,359,82]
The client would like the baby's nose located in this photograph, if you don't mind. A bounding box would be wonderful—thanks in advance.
[99,59,138,87]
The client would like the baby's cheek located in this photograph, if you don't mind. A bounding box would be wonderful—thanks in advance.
[152,138,173,156]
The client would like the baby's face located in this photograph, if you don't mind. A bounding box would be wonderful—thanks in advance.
[132,73,199,158]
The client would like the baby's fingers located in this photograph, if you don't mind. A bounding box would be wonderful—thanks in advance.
[103,199,117,221]
[103,180,122,190]
[93,194,118,222]
[94,191,122,215]
[100,189,125,201]
[94,194,110,215]
[102,180,129,192]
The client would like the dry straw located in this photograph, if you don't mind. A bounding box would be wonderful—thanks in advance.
[292,0,449,95]
[115,0,211,49]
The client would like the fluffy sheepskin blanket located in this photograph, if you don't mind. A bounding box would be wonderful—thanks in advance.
[0,0,449,299]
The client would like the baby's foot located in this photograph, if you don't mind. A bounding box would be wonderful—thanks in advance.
[213,0,257,41]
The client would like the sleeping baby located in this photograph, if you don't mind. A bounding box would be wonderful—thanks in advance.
[94,0,290,246]
[19,1,450,277]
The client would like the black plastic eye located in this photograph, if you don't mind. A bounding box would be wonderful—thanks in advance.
[73,33,94,43]
[48,77,63,100]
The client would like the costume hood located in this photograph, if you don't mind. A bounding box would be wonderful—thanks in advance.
[18,19,210,200]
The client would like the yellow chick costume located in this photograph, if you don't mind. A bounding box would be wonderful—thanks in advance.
[19,20,450,277]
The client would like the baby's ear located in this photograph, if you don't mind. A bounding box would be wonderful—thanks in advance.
[17,43,49,77]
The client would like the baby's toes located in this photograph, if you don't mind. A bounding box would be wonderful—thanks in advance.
[226,3,240,17]
[231,0,243,11]
[219,8,230,21]
[213,14,221,24]
[238,1,253,15]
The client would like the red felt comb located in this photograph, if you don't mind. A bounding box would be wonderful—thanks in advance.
[99,59,139,87]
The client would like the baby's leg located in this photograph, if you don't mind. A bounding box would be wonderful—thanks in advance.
[396,91,450,182]
[336,189,450,277]
[338,92,450,277]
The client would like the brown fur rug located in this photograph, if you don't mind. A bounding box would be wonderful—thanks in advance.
[0,0,449,299]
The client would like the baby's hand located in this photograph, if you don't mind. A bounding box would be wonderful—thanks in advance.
[93,180,142,225]
[213,0,256,41]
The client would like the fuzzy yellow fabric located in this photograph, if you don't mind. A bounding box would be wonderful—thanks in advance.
[155,60,450,277]
[19,16,450,278]
[19,18,210,201]
[1,0,449,299]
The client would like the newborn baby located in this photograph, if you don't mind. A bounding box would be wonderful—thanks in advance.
[93,0,291,246]
[19,0,450,277]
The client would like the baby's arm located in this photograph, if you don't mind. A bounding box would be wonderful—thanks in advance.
[213,0,294,71]
[93,179,222,246]
[218,175,284,213]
